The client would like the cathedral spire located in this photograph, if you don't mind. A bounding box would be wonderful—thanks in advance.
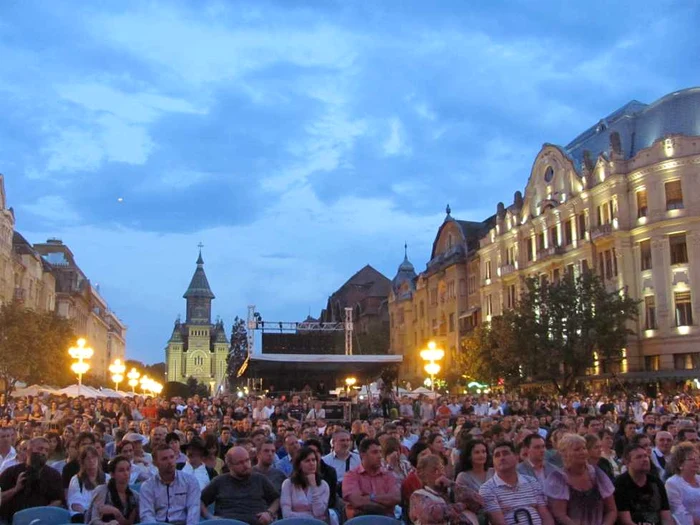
[184,249,215,324]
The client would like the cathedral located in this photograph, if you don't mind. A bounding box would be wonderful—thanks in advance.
[165,251,229,389]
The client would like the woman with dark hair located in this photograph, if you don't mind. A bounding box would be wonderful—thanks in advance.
[68,445,108,522]
[280,446,330,522]
[427,433,453,478]
[402,442,433,514]
[455,440,493,493]
[86,455,139,525]
[382,436,412,483]
[46,431,64,463]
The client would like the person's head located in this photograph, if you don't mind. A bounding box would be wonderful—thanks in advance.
[165,432,181,454]
[150,426,167,446]
[332,430,352,454]
[79,445,104,488]
[408,441,431,468]
[221,426,232,443]
[558,434,588,469]
[584,434,602,462]
[655,431,673,455]
[416,454,445,488]
[623,444,651,476]
[77,431,96,451]
[457,439,489,475]
[0,427,15,451]
[284,433,300,458]
[672,442,699,477]
[257,440,277,468]
[678,428,699,443]
[303,438,324,461]
[427,433,445,454]
[117,440,134,461]
[630,433,653,457]
[358,438,382,471]
[27,436,50,467]
[108,455,131,486]
[623,420,637,438]
[152,443,177,478]
[184,437,207,468]
[291,446,321,489]
[522,433,546,464]
[491,441,517,475]
[226,446,253,479]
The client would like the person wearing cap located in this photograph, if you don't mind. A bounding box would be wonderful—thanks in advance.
[179,437,217,490]
[123,431,153,468]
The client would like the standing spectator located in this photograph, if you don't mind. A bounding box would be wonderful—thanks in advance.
[86,455,140,525]
[479,441,554,525]
[67,445,107,523]
[614,444,673,525]
[0,437,63,523]
[280,446,330,522]
[201,446,280,524]
[139,443,201,524]
[544,434,616,525]
[665,442,700,525]
[342,438,401,518]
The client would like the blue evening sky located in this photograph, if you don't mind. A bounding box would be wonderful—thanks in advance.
[1,1,698,363]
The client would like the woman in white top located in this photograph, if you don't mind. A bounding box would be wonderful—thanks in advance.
[665,442,700,525]
[281,446,330,523]
[116,440,151,485]
[67,445,108,521]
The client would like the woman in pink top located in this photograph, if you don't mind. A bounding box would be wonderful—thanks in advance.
[281,446,331,523]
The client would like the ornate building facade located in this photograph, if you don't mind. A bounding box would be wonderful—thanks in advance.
[390,87,700,384]
[165,252,229,388]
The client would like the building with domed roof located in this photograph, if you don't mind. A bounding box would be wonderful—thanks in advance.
[165,251,229,389]
[390,87,700,386]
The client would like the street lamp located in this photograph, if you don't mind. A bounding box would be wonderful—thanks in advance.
[140,375,151,394]
[209,380,216,397]
[69,338,93,396]
[126,368,140,393]
[420,341,444,392]
[109,358,126,391]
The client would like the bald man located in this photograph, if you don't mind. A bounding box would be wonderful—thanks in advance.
[201,446,279,524]
[652,431,673,479]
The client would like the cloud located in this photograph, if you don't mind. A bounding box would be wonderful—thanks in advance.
[21,196,81,224]
[382,117,411,157]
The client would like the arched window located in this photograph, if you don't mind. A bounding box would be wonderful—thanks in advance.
[544,166,554,183]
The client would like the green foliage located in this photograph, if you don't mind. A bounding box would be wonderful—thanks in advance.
[185,376,210,397]
[0,302,76,396]
[125,360,166,382]
[227,316,248,388]
[163,381,191,399]
[464,272,639,394]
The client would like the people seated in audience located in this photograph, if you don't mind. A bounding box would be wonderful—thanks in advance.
[456,439,494,492]
[139,443,201,524]
[67,445,107,523]
[86,455,140,525]
[665,441,700,525]
[179,436,216,490]
[201,446,279,524]
[280,446,331,522]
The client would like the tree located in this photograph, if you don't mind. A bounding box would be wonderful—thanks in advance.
[466,272,639,395]
[0,302,76,397]
[125,360,166,383]
[226,316,247,389]
[185,376,210,397]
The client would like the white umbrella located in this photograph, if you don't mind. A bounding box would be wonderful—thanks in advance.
[12,384,57,397]
[56,385,99,398]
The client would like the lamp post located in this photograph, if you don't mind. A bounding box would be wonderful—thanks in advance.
[109,359,126,391]
[209,380,216,397]
[127,368,140,394]
[420,341,444,392]
[140,375,151,395]
[69,338,93,396]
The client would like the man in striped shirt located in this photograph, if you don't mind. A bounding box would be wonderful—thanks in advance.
[479,441,554,525]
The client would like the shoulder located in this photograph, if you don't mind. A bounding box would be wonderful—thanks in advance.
[281,478,291,491]
[614,472,632,488]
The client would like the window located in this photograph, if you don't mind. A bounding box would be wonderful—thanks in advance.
[447,281,456,299]
[640,240,652,271]
[430,289,438,305]
[506,245,516,266]
[670,233,688,265]
[485,261,492,280]
[485,295,493,317]
[449,313,455,332]
[506,284,516,309]
[637,190,648,218]
[526,238,534,262]
[537,232,545,252]
[431,318,438,336]
[674,353,700,370]
[645,296,657,330]
[665,180,684,210]
[566,263,575,276]
[544,166,554,182]
[645,355,660,372]
[564,220,573,246]
[675,291,693,326]
[419,301,425,318]
[468,276,476,295]
[549,226,558,248]
[578,213,586,240]
[581,259,589,273]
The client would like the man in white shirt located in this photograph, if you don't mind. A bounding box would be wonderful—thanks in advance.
[179,437,215,490]
[0,427,17,474]
[651,431,673,479]
[322,430,360,485]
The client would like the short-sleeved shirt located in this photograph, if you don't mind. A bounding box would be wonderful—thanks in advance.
[201,472,279,525]
[0,463,63,521]
[615,472,670,524]
[342,464,400,517]
[479,472,546,525]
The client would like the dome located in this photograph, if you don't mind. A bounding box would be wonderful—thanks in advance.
[392,244,417,295]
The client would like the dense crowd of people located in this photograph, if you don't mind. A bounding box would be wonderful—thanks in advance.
[0,388,699,524]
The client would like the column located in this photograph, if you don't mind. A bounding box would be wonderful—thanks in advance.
[651,235,671,331]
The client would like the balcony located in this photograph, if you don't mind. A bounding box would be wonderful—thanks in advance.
[536,246,566,260]
[500,264,516,277]
[591,223,613,240]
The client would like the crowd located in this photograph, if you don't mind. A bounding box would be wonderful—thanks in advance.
[0,388,699,524]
